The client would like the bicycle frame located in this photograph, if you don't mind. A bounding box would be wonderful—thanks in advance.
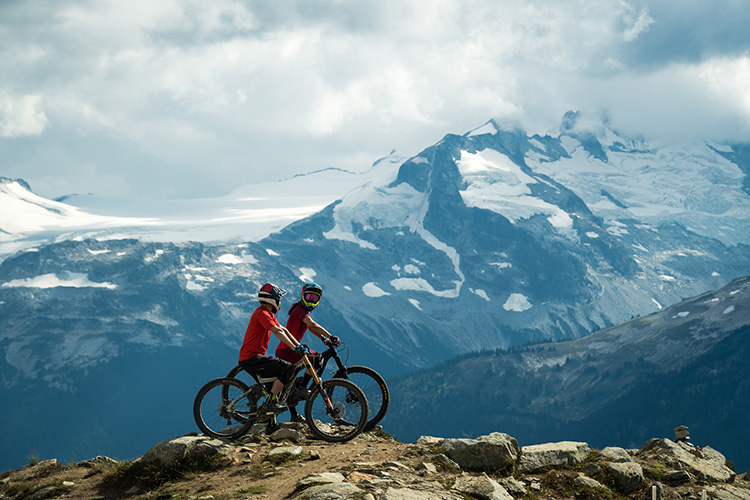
[244,353,337,415]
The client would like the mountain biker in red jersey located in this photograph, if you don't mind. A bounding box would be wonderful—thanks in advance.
[276,282,340,423]
[238,282,309,434]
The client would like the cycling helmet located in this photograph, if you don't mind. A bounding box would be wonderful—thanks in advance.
[301,282,323,311]
[258,283,287,313]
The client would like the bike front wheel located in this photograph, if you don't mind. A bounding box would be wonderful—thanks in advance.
[193,377,257,440]
[344,366,390,431]
[304,378,368,443]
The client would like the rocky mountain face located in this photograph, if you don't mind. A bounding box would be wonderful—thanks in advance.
[2,423,750,500]
[386,275,750,472]
[2,113,750,471]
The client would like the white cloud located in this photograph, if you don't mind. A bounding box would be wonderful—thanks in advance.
[0,92,48,137]
[1,0,749,199]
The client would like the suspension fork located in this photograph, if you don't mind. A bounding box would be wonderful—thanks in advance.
[302,354,336,411]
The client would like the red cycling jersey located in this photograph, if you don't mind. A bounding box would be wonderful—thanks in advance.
[239,306,280,361]
[276,303,311,363]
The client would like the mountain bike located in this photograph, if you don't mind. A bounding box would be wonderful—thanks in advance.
[194,352,368,442]
[225,338,389,431]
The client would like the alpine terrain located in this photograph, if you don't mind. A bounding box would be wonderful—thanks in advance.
[1,112,749,471]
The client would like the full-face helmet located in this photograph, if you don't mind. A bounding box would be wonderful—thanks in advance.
[301,282,323,311]
[258,283,287,313]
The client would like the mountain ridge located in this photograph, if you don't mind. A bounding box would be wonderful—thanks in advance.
[2,113,750,472]
[386,274,750,471]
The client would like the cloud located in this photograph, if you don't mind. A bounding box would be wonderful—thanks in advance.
[0,0,749,199]
[0,92,49,137]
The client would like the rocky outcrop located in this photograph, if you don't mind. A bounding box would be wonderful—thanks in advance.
[437,432,520,472]
[606,461,645,493]
[140,435,233,467]
[638,438,737,483]
[518,441,591,471]
[2,425,749,500]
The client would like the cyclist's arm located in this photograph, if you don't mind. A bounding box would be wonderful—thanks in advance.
[302,316,334,340]
[270,324,300,350]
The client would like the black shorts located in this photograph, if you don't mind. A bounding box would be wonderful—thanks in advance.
[239,355,295,385]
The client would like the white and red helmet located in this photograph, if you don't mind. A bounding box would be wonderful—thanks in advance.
[258,283,286,313]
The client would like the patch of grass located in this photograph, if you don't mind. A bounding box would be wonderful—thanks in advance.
[237,484,268,495]
[371,426,401,443]
[26,454,40,467]
[265,450,303,466]
[103,453,226,491]
[642,462,669,481]
[1,478,74,500]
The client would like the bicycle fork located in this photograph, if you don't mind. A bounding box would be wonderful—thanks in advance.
[302,354,338,416]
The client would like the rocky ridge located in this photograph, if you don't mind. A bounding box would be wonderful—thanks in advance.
[2,424,749,500]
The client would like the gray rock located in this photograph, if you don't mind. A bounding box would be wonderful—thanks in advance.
[383,486,463,500]
[439,433,520,472]
[432,454,461,470]
[296,472,346,489]
[452,473,514,500]
[705,484,750,500]
[599,446,632,463]
[140,436,232,467]
[498,476,527,495]
[294,482,367,500]
[415,436,445,447]
[77,456,118,468]
[583,462,602,475]
[606,461,644,493]
[674,425,690,442]
[639,438,736,483]
[574,474,607,491]
[518,441,591,471]
[417,462,437,474]
[267,445,303,464]
[270,427,302,443]
[664,469,692,485]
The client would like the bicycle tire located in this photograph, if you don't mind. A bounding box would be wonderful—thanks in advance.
[344,365,390,431]
[193,377,257,439]
[304,378,368,443]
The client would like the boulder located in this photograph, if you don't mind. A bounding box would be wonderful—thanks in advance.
[416,436,445,447]
[383,486,463,500]
[439,433,520,472]
[267,446,303,464]
[296,472,345,489]
[293,482,367,500]
[452,473,514,500]
[518,441,590,471]
[269,427,302,443]
[140,436,232,467]
[606,461,644,493]
[664,470,692,485]
[599,446,632,463]
[705,484,750,500]
[574,474,607,491]
[639,438,736,483]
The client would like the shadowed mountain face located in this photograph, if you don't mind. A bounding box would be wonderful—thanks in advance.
[385,276,750,472]
[2,114,750,470]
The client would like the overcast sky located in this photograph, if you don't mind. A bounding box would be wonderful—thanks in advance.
[1,0,749,201]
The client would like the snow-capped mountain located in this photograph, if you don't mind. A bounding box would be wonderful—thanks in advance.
[1,112,750,470]
[0,163,398,259]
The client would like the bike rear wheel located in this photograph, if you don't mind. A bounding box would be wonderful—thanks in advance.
[193,377,257,439]
[304,378,368,442]
[344,366,389,431]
